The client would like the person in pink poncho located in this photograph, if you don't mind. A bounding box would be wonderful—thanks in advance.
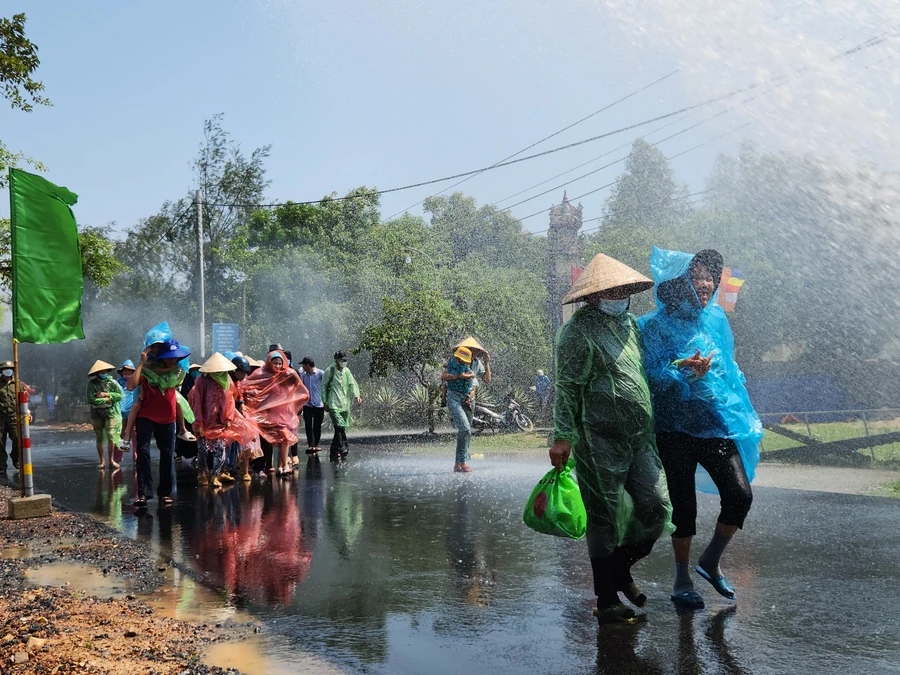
[188,353,262,488]
[242,350,309,477]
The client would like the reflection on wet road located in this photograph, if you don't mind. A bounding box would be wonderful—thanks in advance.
[15,432,900,674]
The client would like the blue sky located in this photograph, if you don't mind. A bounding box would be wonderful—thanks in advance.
[2,0,894,235]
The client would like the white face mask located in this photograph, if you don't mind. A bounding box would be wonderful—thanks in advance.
[598,298,629,316]
[1,369,13,378]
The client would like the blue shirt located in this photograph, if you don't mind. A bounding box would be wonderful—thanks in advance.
[446,357,474,395]
[301,368,325,407]
[535,374,552,399]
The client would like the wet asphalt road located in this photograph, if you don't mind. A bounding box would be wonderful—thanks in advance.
[4,430,900,675]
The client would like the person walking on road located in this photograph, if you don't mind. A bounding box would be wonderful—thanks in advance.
[242,350,309,477]
[0,361,20,472]
[323,351,361,462]
[550,252,673,624]
[300,357,326,455]
[127,339,192,508]
[442,346,478,474]
[639,247,761,610]
[86,360,125,470]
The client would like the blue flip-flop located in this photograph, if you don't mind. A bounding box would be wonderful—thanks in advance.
[695,565,736,600]
[670,589,705,609]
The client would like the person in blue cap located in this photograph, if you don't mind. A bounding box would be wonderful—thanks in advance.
[638,247,762,610]
[126,338,192,508]
[116,360,136,389]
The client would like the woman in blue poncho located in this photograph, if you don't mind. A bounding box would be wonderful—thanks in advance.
[638,247,762,609]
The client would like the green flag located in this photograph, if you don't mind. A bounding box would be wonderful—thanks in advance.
[9,168,85,344]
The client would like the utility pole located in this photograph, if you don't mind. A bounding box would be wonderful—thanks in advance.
[196,190,206,358]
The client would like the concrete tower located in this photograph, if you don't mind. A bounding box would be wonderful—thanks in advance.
[546,192,584,351]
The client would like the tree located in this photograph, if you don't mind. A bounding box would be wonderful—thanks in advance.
[0,13,50,186]
[589,140,690,269]
[0,218,124,293]
[357,291,465,432]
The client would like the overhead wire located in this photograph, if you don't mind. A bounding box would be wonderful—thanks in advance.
[197,25,899,218]
[509,26,899,226]
[384,69,681,219]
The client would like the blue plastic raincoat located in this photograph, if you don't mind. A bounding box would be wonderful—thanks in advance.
[637,247,762,493]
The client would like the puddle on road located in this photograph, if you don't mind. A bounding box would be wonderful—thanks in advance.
[1,545,31,559]
[204,638,347,675]
[1,538,82,560]
[23,560,254,624]
[25,562,132,598]
[143,567,255,624]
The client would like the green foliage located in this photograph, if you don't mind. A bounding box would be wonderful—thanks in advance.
[357,290,466,432]
[0,218,124,294]
[0,13,49,112]
[0,13,50,187]
[78,226,128,291]
[358,290,464,386]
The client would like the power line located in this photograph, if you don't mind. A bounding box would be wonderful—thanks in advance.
[494,26,898,217]
[199,26,897,215]
[139,204,194,258]
[384,69,681,219]
[203,81,759,211]
[494,112,694,206]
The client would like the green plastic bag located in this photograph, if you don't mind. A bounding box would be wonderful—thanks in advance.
[523,460,587,539]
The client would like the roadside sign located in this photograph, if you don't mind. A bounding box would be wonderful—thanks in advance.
[212,323,239,354]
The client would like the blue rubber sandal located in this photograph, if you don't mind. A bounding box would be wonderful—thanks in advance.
[695,565,736,600]
[670,589,705,609]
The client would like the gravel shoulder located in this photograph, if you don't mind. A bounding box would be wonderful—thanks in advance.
[0,484,243,675]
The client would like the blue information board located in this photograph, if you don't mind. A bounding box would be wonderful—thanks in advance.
[212,323,240,354]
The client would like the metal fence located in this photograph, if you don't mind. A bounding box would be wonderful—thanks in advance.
[760,408,900,460]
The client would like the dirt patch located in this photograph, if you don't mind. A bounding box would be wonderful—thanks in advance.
[0,484,246,674]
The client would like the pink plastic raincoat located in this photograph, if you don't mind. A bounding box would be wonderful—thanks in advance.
[188,374,260,447]
[241,352,309,445]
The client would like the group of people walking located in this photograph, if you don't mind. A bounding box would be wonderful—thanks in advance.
[550,247,762,624]
[85,325,364,508]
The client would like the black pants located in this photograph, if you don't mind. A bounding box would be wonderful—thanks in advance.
[252,438,275,473]
[330,419,348,460]
[590,539,656,608]
[0,414,18,469]
[303,406,325,447]
[656,432,753,539]
[135,418,176,499]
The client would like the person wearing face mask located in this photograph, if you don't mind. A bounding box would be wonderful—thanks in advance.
[86,360,125,470]
[0,361,20,472]
[549,253,673,625]
[638,247,761,610]
[242,350,309,477]
[322,351,361,462]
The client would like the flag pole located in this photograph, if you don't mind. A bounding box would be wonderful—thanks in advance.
[13,338,23,496]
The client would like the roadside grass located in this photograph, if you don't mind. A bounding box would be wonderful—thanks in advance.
[405,431,549,454]
[883,480,900,497]
[762,421,900,463]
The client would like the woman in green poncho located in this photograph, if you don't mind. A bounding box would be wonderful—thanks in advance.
[86,359,124,470]
[549,253,673,625]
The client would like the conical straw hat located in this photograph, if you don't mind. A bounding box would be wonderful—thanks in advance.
[199,352,237,373]
[88,360,116,376]
[454,336,485,352]
[562,253,654,304]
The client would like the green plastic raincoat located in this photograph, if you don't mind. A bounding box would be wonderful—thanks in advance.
[323,365,360,428]
[553,305,674,558]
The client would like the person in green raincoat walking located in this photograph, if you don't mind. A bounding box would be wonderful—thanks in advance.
[86,359,125,470]
[549,253,674,625]
[323,351,362,462]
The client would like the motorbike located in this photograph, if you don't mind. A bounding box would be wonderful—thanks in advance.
[472,393,534,434]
